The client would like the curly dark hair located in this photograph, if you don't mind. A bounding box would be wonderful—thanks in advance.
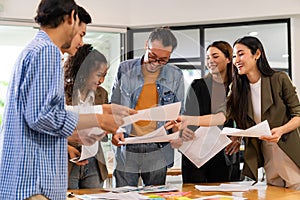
[64,44,107,104]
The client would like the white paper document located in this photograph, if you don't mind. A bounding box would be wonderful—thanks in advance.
[195,183,251,192]
[195,195,247,200]
[66,105,103,114]
[69,128,107,163]
[221,120,272,137]
[75,191,149,200]
[118,127,179,145]
[67,105,107,163]
[66,105,125,134]
[179,126,232,168]
[122,102,181,127]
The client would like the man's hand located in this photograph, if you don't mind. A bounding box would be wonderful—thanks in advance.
[102,104,137,117]
[165,119,181,132]
[112,132,125,146]
[68,145,88,166]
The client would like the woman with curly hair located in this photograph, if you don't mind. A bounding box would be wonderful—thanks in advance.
[64,44,109,189]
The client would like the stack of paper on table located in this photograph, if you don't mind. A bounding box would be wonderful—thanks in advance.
[195,183,251,192]
[195,195,247,200]
[74,191,149,200]
[221,120,271,137]
[104,184,178,193]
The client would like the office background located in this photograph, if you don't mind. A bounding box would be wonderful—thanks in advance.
[0,0,299,89]
[0,0,299,180]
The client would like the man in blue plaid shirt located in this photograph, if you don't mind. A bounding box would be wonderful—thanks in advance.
[0,0,128,199]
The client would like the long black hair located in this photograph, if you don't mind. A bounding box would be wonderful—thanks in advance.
[227,36,275,129]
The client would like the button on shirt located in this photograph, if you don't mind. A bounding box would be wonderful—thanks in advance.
[0,30,78,199]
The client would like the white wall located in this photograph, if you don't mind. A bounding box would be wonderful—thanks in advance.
[1,0,300,88]
[1,0,300,27]
[127,0,300,27]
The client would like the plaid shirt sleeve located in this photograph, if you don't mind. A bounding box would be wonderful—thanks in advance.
[23,44,78,137]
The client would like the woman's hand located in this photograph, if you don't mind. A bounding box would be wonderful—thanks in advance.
[170,127,195,149]
[68,145,88,166]
[170,138,183,149]
[225,136,242,155]
[180,127,195,141]
[102,104,137,117]
[260,126,284,143]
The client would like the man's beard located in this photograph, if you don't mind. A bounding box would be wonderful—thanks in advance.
[61,23,77,49]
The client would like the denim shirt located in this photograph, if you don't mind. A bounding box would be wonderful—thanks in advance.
[111,57,185,136]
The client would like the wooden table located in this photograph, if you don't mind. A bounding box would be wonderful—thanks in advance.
[68,183,300,199]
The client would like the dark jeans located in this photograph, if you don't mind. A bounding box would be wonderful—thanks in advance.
[114,143,167,187]
[68,157,103,189]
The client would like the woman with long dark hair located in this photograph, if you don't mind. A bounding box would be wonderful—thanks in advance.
[227,36,300,190]
[179,41,240,183]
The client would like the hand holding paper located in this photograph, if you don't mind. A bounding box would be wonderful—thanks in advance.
[118,127,179,145]
[179,126,232,168]
[122,102,181,127]
[221,120,272,137]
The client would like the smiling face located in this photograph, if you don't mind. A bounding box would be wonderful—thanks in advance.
[143,39,172,73]
[233,43,260,75]
[85,62,108,92]
[206,46,230,75]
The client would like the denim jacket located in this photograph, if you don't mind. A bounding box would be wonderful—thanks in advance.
[111,57,185,135]
[111,57,185,167]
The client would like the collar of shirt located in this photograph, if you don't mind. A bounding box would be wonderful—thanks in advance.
[77,89,95,106]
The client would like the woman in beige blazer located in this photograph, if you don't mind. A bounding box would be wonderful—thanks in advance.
[226,36,300,190]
